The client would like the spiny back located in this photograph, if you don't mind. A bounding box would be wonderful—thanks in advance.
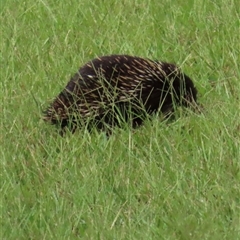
[43,55,197,131]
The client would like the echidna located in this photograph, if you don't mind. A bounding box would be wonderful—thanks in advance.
[43,54,198,133]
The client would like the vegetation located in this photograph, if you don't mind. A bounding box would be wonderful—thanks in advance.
[1,0,239,239]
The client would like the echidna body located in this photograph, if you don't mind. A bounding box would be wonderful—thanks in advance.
[44,55,197,132]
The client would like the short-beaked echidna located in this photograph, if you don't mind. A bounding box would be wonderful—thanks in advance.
[43,54,198,132]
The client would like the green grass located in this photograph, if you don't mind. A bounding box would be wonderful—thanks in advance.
[1,0,240,239]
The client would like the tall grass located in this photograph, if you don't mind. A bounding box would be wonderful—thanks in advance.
[1,0,239,239]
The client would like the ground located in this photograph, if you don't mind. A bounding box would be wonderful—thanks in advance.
[1,0,240,239]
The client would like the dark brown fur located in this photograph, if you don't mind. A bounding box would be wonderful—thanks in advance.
[43,55,198,133]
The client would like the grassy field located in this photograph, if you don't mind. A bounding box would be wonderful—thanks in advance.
[1,0,240,239]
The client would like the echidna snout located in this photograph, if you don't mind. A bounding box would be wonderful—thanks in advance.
[43,54,198,132]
